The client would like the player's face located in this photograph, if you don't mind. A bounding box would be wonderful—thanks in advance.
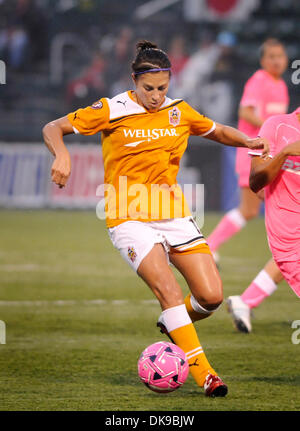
[133,72,170,112]
[261,45,288,78]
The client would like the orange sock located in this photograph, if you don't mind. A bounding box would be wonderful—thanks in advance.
[169,323,216,386]
[184,293,212,322]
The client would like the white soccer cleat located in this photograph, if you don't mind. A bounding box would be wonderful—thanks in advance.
[226,295,252,333]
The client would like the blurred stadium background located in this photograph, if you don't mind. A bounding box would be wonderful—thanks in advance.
[0,0,300,412]
[1,0,299,211]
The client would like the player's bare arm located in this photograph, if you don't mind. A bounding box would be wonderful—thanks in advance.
[206,123,269,155]
[238,106,264,128]
[42,116,74,188]
[249,139,300,193]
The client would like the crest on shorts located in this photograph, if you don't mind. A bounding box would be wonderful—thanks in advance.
[91,100,103,109]
[168,106,181,126]
[128,246,137,262]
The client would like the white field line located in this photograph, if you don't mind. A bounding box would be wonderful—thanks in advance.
[0,264,42,271]
[0,299,158,307]
[0,263,132,277]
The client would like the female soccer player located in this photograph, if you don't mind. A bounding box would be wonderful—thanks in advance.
[249,107,300,298]
[42,41,268,397]
[207,38,289,333]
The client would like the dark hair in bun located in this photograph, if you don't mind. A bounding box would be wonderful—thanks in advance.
[132,40,171,76]
[136,40,158,51]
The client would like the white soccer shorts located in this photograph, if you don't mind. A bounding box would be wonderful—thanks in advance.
[108,216,211,272]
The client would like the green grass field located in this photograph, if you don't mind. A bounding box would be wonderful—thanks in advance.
[0,210,299,411]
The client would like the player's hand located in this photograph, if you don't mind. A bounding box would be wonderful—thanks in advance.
[246,137,270,157]
[51,153,71,188]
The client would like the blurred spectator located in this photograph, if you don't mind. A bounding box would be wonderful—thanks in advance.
[171,32,221,109]
[66,49,107,109]
[0,0,48,71]
[202,31,241,124]
[213,31,240,78]
[168,35,190,96]
[171,31,243,123]
[65,26,134,107]
[210,31,247,123]
[0,25,29,70]
[104,26,133,96]
[16,0,48,65]
[0,0,298,143]
[0,0,28,70]
[168,35,189,76]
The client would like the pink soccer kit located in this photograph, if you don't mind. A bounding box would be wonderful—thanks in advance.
[205,70,288,255]
[236,69,289,187]
[250,108,300,297]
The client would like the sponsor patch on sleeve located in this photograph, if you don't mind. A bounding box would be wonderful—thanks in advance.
[91,100,103,110]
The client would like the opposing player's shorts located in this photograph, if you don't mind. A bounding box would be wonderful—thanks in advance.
[276,256,300,298]
[108,216,211,272]
[235,147,251,187]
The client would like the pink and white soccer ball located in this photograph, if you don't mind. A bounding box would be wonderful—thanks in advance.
[138,341,189,393]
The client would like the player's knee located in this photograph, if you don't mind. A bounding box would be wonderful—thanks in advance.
[204,299,223,312]
[200,295,223,311]
[193,282,223,311]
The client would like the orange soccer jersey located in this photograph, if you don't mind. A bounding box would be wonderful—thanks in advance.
[67,91,215,227]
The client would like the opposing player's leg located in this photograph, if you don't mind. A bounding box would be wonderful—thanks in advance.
[138,244,227,396]
[207,147,261,257]
[276,258,300,298]
[240,258,283,307]
[227,258,283,333]
[207,187,260,257]
[239,186,262,221]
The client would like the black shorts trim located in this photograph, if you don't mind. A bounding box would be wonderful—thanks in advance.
[171,235,204,248]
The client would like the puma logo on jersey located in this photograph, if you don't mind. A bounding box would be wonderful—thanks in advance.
[117,100,127,108]
[282,136,292,145]
[123,128,178,141]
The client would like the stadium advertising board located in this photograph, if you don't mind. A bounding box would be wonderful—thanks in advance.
[0,143,230,211]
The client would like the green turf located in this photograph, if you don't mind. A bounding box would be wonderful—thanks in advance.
[0,210,299,411]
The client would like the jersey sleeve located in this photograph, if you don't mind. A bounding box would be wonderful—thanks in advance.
[248,116,277,158]
[239,73,263,109]
[67,98,110,135]
[183,102,216,136]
